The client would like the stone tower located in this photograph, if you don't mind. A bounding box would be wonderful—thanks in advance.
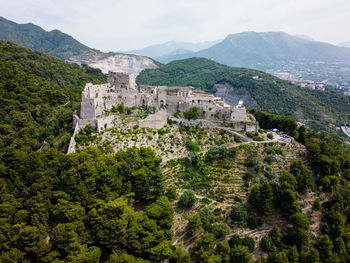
[107,71,136,90]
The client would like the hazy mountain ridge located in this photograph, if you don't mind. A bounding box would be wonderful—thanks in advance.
[165,32,350,65]
[125,39,221,59]
[338,42,350,48]
[160,32,350,84]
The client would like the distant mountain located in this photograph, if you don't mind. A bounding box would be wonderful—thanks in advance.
[125,39,221,59]
[167,32,350,66]
[156,48,193,63]
[294,34,314,41]
[0,16,99,59]
[338,42,350,48]
[163,32,350,84]
[137,57,350,132]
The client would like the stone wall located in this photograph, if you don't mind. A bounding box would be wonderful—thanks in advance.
[107,71,136,89]
[139,110,167,129]
[67,122,80,154]
[96,115,116,132]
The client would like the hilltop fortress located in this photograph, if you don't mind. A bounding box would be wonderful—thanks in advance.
[68,72,257,153]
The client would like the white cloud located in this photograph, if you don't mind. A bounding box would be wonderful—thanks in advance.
[1,0,349,51]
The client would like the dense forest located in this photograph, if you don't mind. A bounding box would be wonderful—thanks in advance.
[0,42,350,262]
[0,41,106,152]
[137,58,350,132]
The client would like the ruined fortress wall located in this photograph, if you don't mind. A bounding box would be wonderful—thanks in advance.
[67,122,80,154]
[80,98,96,119]
[78,118,96,129]
[139,110,167,129]
[165,95,186,114]
[231,108,247,122]
[96,115,116,132]
[108,71,136,89]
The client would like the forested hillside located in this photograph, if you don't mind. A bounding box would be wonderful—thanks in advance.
[137,58,350,132]
[0,41,106,152]
[0,41,350,262]
[0,17,99,59]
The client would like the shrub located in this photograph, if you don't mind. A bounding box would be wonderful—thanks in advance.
[186,140,200,152]
[264,155,273,164]
[183,107,200,119]
[158,128,170,135]
[312,198,322,211]
[243,172,255,182]
[234,196,242,203]
[246,131,255,138]
[112,103,125,113]
[247,216,263,229]
[260,235,273,252]
[267,133,274,140]
[234,135,242,142]
[212,222,231,239]
[178,190,197,208]
[166,186,179,201]
[242,236,255,253]
[199,207,213,228]
[253,136,264,141]
[187,214,203,236]
[83,124,95,135]
[230,203,248,222]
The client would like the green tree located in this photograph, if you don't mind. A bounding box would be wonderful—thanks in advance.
[145,196,174,230]
[187,214,203,236]
[169,248,191,263]
[193,233,219,263]
[178,190,197,208]
[230,245,252,263]
[260,235,273,252]
[269,224,282,248]
[290,159,312,193]
[242,236,255,253]
[199,207,214,229]
[230,203,248,222]
[300,247,320,263]
[286,246,299,263]
[249,182,273,215]
[313,198,322,211]
[216,240,231,263]
[212,222,231,239]
[315,235,339,263]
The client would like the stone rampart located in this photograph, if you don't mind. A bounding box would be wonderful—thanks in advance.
[139,110,167,129]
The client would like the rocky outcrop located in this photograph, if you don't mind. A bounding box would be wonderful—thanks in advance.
[214,83,260,110]
[67,52,158,76]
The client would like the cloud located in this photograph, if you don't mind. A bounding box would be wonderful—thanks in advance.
[0,0,349,51]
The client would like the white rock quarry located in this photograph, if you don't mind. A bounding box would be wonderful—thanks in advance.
[67,52,158,76]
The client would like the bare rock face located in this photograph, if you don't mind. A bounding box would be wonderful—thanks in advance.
[214,83,261,110]
[67,52,158,76]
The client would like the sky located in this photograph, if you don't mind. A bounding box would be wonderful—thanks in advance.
[1,0,350,51]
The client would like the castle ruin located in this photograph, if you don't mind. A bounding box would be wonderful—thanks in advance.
[68,72,254,153]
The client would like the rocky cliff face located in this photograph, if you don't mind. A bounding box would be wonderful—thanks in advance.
[67,52,158,76]
[214,83,260,109]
